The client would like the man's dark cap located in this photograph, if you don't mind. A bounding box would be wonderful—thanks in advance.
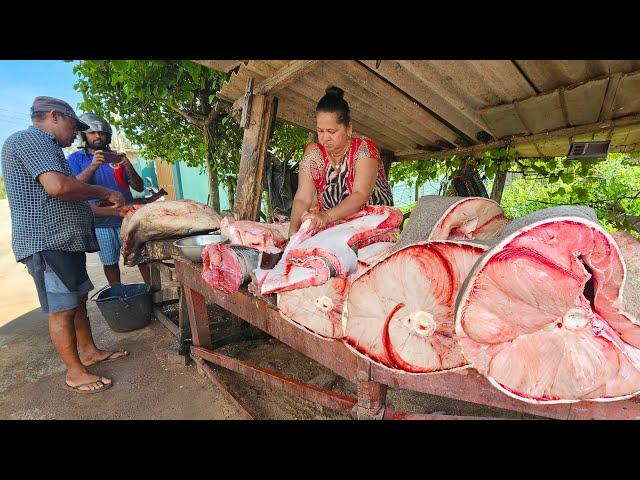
[30,96,90,131]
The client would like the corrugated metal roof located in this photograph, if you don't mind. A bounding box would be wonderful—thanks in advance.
[200,60,640,159]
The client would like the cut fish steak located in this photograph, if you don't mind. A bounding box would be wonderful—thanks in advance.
[202,243,260,294]
[220,217,289,253]
[455,206,640,404]
[277,241,398,340]
[120,200,221,266]
[395,196,509,250]
[278,277,351,339]
[343,241,486,373]
[260,205,403,295]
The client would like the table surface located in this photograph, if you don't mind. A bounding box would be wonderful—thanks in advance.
[174,256,640,420]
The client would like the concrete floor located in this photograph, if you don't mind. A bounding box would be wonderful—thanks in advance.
[0,199,246,420]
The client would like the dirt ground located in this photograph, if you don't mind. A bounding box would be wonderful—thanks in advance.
[0,199,246,420]
[0,199,536,420]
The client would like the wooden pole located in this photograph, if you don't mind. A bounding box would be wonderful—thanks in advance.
[380,150,395,179]
[490,170,508,204]
[235,94,277,221]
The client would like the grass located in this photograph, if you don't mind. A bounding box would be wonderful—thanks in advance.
[0,176,5,200]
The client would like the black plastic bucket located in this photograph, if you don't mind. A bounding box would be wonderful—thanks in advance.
[91,283,153,332]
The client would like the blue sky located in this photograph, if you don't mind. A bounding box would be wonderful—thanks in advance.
[0,60,83,148]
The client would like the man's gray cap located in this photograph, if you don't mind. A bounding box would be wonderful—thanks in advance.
[30,96,91,131]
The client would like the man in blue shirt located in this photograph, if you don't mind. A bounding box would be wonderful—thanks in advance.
[2,96,130,394]
[67,113,150,286]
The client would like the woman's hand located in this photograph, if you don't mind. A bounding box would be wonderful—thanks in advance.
[301,210,333,230]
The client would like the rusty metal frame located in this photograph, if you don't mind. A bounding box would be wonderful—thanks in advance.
[193,347,357,414]
[382,404,506,420]
[192,356,255,419]
[174,257,640,420]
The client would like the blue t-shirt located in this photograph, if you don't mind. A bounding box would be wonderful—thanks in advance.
[67,148,134,228]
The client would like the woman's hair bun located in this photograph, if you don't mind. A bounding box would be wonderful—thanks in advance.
[324,85,344,99]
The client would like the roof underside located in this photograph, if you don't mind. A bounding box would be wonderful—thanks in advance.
[196,60,640,159]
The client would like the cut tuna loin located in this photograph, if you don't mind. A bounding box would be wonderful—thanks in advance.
[121,200,221,265]
[202,243,260,294]
[395,196,509,250]
[260,205,403,295]
[220,217,289,253]
[343,241,486,373]
[455,206,640,404]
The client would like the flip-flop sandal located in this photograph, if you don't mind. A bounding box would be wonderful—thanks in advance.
[96,350,129,364]
[64,377,113,395]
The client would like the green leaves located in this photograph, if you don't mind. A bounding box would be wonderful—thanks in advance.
[560,172,574,183]
[74,59,310,193]
[182,60,202,83]
[390,145,639,235]
[501,154,640,234]
[269,120,310,162]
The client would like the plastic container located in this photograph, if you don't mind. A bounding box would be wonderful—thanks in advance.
[91,283,153,332]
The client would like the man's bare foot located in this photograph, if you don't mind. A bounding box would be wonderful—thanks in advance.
[80,349,129,367]
[65,371,113,394]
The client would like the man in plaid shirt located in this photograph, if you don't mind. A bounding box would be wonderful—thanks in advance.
[1,96,130,395]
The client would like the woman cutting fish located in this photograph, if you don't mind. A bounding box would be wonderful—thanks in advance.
[288,86,394,236]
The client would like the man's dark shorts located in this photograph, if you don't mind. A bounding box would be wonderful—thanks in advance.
[22,251,94,314]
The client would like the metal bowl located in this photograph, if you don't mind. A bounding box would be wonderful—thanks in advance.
[173,234,229,262]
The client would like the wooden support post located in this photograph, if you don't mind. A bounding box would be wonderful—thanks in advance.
[380,150,395,179]
[490,169,508,204]
[240,78,254,129]
[149,262,162,292]
[183,287,212,349]
[353,357,387,420]
[177,287,192,356]
[235,94,277,221]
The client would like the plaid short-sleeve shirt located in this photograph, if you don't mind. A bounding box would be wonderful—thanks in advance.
[1,125,99,262]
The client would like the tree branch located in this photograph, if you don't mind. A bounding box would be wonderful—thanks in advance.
[166,103,204,127]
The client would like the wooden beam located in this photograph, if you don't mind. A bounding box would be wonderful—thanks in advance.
[352,60,471,146]
[235,94,277,221]
[394,114,640,160]
[254,60,320,95]
[361,60,490,141]
[599,73,624,121]
[192,60,244,73]
[233,61,320,113]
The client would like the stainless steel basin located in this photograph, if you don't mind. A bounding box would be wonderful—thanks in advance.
[173,234,229,262]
